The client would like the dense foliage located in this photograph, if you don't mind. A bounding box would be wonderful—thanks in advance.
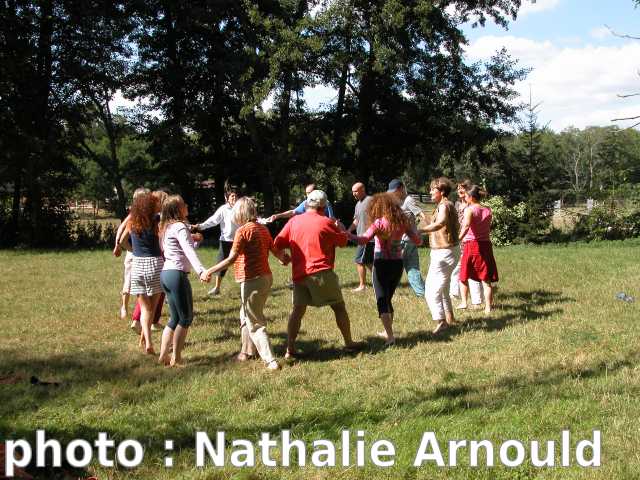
[1,1,639,247]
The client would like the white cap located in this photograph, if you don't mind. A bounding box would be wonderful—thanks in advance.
[306,190,327,209]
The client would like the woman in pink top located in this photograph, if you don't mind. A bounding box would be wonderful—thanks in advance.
[349,193,422,346]
[458,185,499,314]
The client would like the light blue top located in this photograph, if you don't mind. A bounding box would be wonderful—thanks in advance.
[294,199,335,218]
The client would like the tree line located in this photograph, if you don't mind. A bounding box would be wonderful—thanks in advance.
[1,0,639,247]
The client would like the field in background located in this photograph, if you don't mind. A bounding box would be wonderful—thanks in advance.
[1,241,639,479]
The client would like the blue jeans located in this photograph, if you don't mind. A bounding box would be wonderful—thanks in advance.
[402,241,425,297]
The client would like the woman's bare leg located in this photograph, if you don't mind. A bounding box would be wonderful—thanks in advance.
[138,293,160,353]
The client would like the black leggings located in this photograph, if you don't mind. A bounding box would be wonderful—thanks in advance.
[372,259,404,316]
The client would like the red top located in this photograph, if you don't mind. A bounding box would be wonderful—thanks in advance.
[274,210,348,283]
[232,222,274,282]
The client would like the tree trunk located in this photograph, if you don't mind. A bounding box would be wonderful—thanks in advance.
[245,111,274,215]
[10,172,21,245]
[332,22,352,169]
[28,0,54,244]
[275,71,293,212]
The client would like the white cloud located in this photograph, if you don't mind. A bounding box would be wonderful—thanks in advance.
[466,35,640,130]
[590,26,612,40]
[518,0,562,17]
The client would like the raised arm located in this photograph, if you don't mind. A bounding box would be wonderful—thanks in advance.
[267,209,296,223]
[196,206,224,231]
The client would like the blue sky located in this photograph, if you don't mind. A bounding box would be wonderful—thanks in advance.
[465,0,639,47]
[461,0,640,130]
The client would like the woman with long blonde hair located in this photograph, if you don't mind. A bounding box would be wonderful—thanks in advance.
[349,193,422,346]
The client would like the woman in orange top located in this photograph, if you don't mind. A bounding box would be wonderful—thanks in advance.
[205,197,289,370]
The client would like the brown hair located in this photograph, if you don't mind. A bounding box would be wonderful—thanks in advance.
[159,195,187,235]
[457,179,473,191]
[129,192,159,235]
[430,177,454,197]
[224,179,241,200]
[367,193,410,230]
[467,185,488,201]
[152,190,169,211]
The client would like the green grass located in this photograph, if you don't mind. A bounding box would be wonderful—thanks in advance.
[1,241,639,479]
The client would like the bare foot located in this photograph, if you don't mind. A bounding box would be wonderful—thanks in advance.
[145,346,156,355]
[432,321,449,335]
[352,285,366,292]
[120,305,128,320]
[236,352,255,362]
[169,358,185,368]
[284,349,300,360]
[456,303,468,310]
[158,354,170,366]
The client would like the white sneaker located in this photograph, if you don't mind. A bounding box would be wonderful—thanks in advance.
[130,320,141,334]
[208,287,220,296]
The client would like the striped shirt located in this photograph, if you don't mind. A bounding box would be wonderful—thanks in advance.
[232,222,274,282]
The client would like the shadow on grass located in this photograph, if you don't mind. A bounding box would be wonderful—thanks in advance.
[396,289,573,348]
[10,347,637,478]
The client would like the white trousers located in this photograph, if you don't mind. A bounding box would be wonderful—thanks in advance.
[425,246,460,321]
[450,257,484,304]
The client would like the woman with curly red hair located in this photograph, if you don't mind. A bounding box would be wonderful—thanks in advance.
[349,193,422,346]
[125,191,164,354]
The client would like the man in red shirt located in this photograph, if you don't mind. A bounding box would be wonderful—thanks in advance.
[274,190,364,358]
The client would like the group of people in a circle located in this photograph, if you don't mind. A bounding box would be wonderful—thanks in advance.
[113,177,498,369]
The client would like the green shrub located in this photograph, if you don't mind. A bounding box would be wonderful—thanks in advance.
[483,194,552,246]
[72,221,117,248]
[573,206,640,241]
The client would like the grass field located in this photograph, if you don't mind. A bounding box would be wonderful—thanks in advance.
[1,241,639,479]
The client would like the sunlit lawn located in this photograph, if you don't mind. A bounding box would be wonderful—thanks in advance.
[1,240,639,479]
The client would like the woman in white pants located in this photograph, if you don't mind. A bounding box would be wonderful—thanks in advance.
[450,181,484,308]
[421,178,460,334]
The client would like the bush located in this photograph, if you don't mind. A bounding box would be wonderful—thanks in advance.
[71,221,117,248]
[573,206,640,241]
[483,194,552,246]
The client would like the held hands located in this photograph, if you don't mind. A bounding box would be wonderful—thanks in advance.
[190,224,200,233]
[200,270,212,283]
[279,252,291,266]
[191,232,204,243]
[265,215,277,224]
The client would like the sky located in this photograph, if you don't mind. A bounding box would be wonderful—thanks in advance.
[112,0,640,132]
[462,0,640,131]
